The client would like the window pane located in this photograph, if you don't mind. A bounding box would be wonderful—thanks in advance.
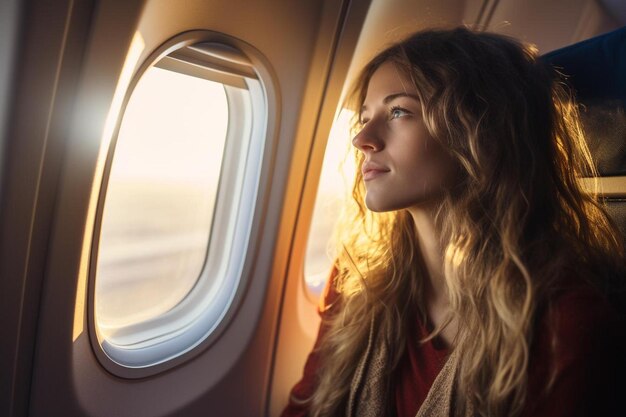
[304,110,356,297]
[96,66,229,330]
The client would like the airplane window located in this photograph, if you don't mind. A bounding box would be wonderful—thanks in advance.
[304,110,356,298]
[92,37,267,372]
[96,66,227,329]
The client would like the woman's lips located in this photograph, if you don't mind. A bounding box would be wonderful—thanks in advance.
[363,165,389,181]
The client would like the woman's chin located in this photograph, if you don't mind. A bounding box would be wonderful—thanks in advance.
[364,195,406,213]
[365,193,444,213]
[364,195,388,213]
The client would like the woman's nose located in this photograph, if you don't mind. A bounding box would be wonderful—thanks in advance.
[352,123,383,152]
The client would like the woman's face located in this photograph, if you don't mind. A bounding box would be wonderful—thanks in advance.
[353,61,457,212]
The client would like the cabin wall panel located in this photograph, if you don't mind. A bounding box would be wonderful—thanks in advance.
[0,1,96,416]
[27,0,352,416]
[487,0,620,52]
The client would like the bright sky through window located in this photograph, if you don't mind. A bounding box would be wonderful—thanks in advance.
[96,66,229,332]
[304,109,356,297]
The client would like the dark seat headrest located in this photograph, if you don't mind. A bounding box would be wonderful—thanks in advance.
[541,26,626,104]
[541,27,626,176]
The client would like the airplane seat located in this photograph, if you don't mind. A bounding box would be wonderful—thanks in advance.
[541,26,626,311]
[542,27,626,239]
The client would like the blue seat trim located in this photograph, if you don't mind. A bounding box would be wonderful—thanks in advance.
[541,26,626,104]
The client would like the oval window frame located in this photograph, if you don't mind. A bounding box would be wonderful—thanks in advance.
[88,30,276,378]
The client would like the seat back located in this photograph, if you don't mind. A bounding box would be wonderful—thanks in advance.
[542,27,626,242]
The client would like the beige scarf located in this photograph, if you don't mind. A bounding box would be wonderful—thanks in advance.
[345,316,475,417]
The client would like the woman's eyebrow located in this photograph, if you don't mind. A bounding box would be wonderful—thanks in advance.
[383,92,420,104]
[361,92,420,113]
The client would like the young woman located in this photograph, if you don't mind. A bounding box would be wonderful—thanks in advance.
[282,27,625,417]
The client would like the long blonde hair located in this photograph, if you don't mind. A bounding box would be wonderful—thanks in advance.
[306,27,624,417]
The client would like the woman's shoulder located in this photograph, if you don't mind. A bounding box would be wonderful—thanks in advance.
[546,273,622,326]
[533,272,626,383]
[541,274,624,345]
[524,271,626,416]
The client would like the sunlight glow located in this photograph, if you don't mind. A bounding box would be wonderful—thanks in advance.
[304,109,357,296]
[74,32,146,342]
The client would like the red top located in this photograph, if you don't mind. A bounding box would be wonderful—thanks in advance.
[281,269,626,417]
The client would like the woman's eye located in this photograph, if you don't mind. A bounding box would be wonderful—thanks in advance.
[390,107,410,119]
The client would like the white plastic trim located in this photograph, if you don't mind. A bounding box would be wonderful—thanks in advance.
[91,32,270,374]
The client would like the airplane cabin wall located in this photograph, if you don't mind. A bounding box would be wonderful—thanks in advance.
[485,0,621,52]
[0,1,98,416]
[1,0,363,416]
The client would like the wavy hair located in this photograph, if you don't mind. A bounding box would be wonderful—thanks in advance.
[305,27,625,417]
